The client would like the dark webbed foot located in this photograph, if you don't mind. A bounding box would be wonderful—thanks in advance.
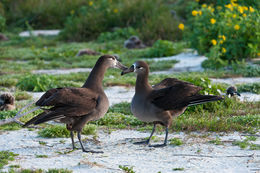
[149,143,167,148]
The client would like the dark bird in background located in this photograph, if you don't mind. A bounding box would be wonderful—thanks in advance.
[226,86,241,97]
[23,55,127,153]
[121,61,223,147]
[0,93,15,111]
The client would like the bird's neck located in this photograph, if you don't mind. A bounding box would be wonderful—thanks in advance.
[135,72,152,94]
[82,62,108,91]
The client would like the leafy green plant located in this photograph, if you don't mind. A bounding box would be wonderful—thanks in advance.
[0,110,17,120]
[0,151,18,169]
[60,0,182,43]
[38,125,70,138]
[184,1,260,68]
[16,74,58,92]
[209,137,223,145]
[14,91,32,101]
[97,27,138,43]
[119,165,135,173]
[169,138,183,146]
[237,83,260,94]
[0,14,5,31]
[145,40,183,57]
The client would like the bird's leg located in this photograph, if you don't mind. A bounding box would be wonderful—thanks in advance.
[149,127,168,148]
[77,131,103,153]
[134,124,156,145]
[70,131,76,150]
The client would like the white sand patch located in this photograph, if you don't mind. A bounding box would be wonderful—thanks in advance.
[239,92,260,102]
[148,52,207,73]
[1,129,259,173]
[211,77,260,85]
[19,30,60,37]
[32,68,92,75]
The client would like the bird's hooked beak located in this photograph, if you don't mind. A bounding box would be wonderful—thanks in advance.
[121,64,135,75]
[115,60,128,71]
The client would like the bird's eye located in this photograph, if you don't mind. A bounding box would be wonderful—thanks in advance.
[111,57,115,60]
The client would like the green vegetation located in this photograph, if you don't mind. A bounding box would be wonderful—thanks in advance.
[119,165,135,173]
[169,138,183,146]
[232,136,260,150]
[35,155,48,158]
[0,151,18,169]
[237,83,260,94]
[209,137,223,145]
[184,1,260,68]
[173,168,184,171]
[38,124,97,138]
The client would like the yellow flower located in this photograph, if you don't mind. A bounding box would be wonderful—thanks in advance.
[222,35,226,41]
[233,14,236,18]
[178,23,184,30]
[222,48,226,53]
[225,4,232,9]
[220,40,223,44]
[249,6,255,13]
[243,6,248,11]
[257,53,260,56]
[192,10,198,16]
[243,13,247,17]
[238,6,244,13]
[202,4,207,8]
[211,39,217,46]
[198,10,202,15]
[210,18,216,24]
[113,9,118,13]
[234,25,240,30]
[89,1,93,6]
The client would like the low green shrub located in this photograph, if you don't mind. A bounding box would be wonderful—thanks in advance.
[0,14,5,31]
[0,110,17,120]
[16,74,58,92]
[38,125,70,138]
[97,27,138,43]
[0,151,18,169]
[237,83,260,94]
[60,0,182,43]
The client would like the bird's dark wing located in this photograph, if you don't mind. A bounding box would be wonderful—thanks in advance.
[36,88,98,114]
[149,79,202,110]
[24,88,99,127]
[153,78,198,90]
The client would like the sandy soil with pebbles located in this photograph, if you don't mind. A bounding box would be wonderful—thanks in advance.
[1,129,259,173]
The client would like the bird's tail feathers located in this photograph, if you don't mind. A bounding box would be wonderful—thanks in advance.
[188,95,223,106]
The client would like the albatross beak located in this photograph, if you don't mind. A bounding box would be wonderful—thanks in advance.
[121,65,135,75]
[115,61,128,71]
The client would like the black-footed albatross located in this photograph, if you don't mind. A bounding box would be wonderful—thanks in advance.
[23,55,127,153]
[121,61,223,147]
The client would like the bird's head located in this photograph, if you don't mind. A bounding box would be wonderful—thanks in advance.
[121,61,149,75]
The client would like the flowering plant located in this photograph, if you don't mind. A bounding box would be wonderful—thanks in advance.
[182,0,260,68]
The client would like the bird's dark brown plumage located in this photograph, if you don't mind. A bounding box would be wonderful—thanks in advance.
[121,61,223,147]
[0,93,15,111]
[23,55,127,153]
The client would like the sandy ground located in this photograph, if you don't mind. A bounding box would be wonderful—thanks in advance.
[1,129,259,173]
[19,30,60,37]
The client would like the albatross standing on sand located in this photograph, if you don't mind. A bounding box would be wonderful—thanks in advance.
[121,61,223,147]
[23,55,127,153]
